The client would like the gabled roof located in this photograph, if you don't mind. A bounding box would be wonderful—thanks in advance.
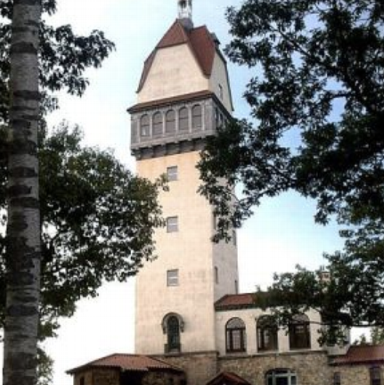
[67,354,183,374]
[137,20,219,92]
[331,345,384,366]
[206,371,252,385]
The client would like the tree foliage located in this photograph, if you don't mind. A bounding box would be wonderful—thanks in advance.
[0,123,164,339]
[0,0,115,123]
[199,0,384,339]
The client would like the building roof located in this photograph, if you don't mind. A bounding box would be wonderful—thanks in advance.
[215,293,259,311]
[67,354,183,374]
[206,371,252,385]
[137,20,220,92]
[332,345,384,365]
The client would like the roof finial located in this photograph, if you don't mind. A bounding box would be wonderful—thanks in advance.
[177,0,193,30]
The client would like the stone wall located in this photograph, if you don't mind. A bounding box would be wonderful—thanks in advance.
[218,351,331,385]
[73,369,119,385]
[158,351,218,385]
[331,364,384,385]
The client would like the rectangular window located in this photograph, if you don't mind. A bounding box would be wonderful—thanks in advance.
[333,372,341,385]
[235,280,238,294]
[371,367,382,385]
[167,166,178,181]
[166,216,178,232]
[232,230,237,246]
[167,269,179,286]
[215,266,219,284]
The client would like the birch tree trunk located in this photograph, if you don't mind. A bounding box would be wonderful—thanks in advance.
[4,0,42,384]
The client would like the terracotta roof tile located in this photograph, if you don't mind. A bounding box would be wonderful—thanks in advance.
[215,293,258,310]
[67,354,183,374]
[157,20,189,48]
[332,345,384,365]
[137,20,219,92]
[206,371,252,385]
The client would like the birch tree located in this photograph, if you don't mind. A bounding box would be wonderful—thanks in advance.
[4,0,42,384]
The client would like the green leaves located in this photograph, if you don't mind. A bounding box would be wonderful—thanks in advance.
[199,0,384,338]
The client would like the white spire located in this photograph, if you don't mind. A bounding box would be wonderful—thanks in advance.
[177,0,193,29]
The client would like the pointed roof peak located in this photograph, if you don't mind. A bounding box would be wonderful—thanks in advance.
[157,20,189,49]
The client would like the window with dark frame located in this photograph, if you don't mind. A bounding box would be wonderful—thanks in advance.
[371,367,382,385]
[257,315,278,352]
[333,372,341,385]
[167,315,180,352]
[167,166,178,182]
[289,313,311,350]
[166,216,178,232]
[167,269,179,286]
[79,377,85,385]
[226,317,246,353]
[265,369,297,385]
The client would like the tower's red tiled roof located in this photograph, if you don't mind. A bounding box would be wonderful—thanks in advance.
[137,20,219,92]
[332,345,384,365]
[67,354,183,374]
[215,293,258,310]
[206,371,252,385]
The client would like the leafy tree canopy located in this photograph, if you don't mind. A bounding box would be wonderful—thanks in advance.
[0,0,115,123]
[199,0,384,342]
[0,123,164,339]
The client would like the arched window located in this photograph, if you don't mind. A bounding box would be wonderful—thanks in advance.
[167,316,180,352]
[179,107,189,131]
[162,313,184,353]
[289,313,311,350]
[226,317,246,353]
[153,112,163,136]
[165,110,176,133]
[140,114,150,137]
[257,315,278,352]
[265,369,297,385]
[192,104,202,129]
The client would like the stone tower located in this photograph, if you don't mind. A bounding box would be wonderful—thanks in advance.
[129,1,238,356]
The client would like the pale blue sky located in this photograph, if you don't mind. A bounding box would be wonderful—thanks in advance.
[2,1,345,384]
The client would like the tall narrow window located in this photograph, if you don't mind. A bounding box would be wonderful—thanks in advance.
[219,84,223,99]
[167,316,180,352]
[179,107,189,131]
[257,315,278,352]
[140,114,150,137]
[192,104,202,129]
[167,269,179,286]
[165,110,176,133]
[153,112,163,136]
[371,367,382,385]
[226,317,246,353]
[80,377,85,385]
[333,372,341,385]
[167,166,178,181]
[232,230,237,246]
[289,314,311,350]
[214,266,219,284]
[166,216,178,232]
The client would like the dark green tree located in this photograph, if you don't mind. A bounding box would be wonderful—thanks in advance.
[199,0,384,341]
[1,123,164,339]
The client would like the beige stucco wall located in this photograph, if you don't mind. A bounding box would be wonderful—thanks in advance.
[135,151,238,354]
[209,52,233,112]
[138,45,209,103]
[215,308,323,356]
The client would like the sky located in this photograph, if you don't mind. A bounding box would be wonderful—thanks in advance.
[1,1,346,384]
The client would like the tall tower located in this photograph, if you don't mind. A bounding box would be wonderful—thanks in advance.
[129,1,238,357]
